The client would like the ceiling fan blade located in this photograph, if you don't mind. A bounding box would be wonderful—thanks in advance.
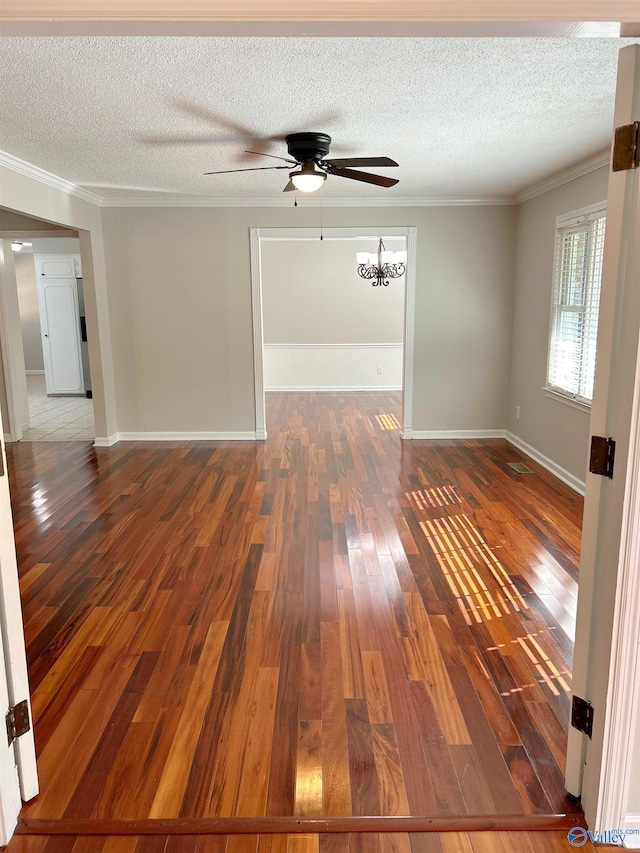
[172,99,266,140]
[283,180,296,192]
[323,157,399,168]
[245,150,297,164]
[325,165,399,188]
[155,100,288,157]
[142,134,243,146]
[204,165,290,175]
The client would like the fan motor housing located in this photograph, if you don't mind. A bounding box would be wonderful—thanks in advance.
[285,132,331,163]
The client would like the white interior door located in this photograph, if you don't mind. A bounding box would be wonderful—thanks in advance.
[0,612,22,846]
[0,415,38,843]
[565,43,640,831]
[37,277,85,395]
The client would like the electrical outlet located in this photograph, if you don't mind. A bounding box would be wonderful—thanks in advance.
[377,366,383,375]
[516,406,520,420]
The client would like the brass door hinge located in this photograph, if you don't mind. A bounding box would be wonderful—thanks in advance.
[6,700,30,746]
[612,122,640,171]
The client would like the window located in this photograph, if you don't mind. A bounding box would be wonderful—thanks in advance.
[546,203,606,406]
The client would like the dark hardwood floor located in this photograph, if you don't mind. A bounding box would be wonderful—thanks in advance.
[4,829,597,853]
[6,392,585,832]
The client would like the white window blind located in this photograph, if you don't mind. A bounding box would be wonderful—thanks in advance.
[546,206,606,405]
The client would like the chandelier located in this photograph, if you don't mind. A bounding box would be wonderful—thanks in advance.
[356,239,407,287]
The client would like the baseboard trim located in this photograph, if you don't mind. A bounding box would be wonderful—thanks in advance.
[623,814,640,848]
[93,435,119,448]
[25,370,45,375]
[17,814,585,837]
[505,431,586,495]
[409,429,507,440]
[265,386,403,392]
[403,429,586,494]
[112,431,258,443]
[93,429,586,492]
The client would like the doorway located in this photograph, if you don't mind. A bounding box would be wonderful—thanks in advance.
[15,239,95,442]
[250,226,418,440]
[0,213,99,444]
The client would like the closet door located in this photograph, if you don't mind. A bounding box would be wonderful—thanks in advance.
[37,277,85,395]
[35,255,76,278]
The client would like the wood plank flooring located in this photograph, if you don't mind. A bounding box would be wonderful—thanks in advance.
[6,392,585,829]
[4,830,599,853]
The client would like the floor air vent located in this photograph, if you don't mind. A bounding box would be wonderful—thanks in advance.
[507,462,534,474]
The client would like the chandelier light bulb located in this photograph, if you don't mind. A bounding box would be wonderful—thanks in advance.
[356,238,407,288]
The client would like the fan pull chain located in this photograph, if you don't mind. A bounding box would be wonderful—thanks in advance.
[320,189,324,240]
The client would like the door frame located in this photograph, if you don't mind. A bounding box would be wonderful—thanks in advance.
[565,44,640,834]
[0,240,27,442]
[249,225,417,439]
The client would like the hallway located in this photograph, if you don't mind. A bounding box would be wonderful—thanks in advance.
[6,392,583,828]
[21,374,95,442]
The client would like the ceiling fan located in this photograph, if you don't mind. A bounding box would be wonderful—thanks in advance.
[204,132,399,193]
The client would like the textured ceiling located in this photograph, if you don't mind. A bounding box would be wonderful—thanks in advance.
[1,36,639,201]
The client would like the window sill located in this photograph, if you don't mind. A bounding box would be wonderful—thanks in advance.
[543,387,591,413]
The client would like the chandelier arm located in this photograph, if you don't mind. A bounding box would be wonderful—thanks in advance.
[380,263,406,279]
[357,240,406,288]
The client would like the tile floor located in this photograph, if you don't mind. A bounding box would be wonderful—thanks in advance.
[21,374,95,442]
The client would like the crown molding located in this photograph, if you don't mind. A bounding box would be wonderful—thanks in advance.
[0,149,514,208]
[514,149,611,204]
[2,146,613,210]
[0,151,103,206]
[98,194,516,208]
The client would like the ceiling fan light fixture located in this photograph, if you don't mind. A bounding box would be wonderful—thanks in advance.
[11,241,23,252]
[290,161,327,193]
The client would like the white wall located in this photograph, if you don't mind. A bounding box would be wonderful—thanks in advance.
[0,349,9,439]
[30,237,81,255]
[262,237,405,343]
[264,344,404,391]
[261,236,405,390]
[14,254,43,372]
[411,205,516,434]
[507,166,609,486]
[0,241,29,433]
[101,204,515,436]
